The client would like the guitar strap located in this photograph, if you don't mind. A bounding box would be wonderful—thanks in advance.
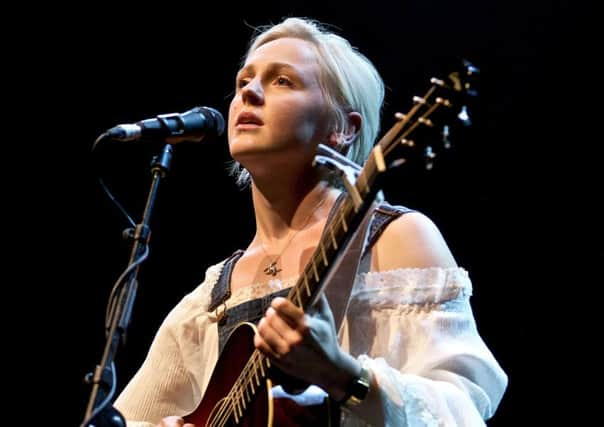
[323,198,411,332]
[321,199,375,332]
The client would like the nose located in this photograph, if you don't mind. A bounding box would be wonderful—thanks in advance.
[241,78,264,105]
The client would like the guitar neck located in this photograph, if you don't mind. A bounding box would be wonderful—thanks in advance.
[287,152,384,310]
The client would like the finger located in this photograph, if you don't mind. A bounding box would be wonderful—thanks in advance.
[265,307,305,345]
[253,329,269,353]
[254,326,282,359]
[255,317,289,357]
[271,297,305,325]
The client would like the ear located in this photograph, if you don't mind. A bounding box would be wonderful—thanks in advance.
[327,112,362,155]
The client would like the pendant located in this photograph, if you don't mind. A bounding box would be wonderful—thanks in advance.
[263,261,281,276]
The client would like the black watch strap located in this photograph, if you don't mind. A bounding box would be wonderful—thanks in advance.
[339,365,371,407]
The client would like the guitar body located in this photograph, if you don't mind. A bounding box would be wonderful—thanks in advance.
[184,322,336,427]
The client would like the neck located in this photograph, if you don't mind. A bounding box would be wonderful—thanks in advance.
[250,173,335,244]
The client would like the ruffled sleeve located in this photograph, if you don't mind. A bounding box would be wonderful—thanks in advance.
[338,267,507,426]
[114,261,224,426]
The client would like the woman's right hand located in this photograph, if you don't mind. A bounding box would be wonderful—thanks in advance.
[157,416,197,427]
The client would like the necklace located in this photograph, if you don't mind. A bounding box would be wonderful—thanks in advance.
[261,195,328,276]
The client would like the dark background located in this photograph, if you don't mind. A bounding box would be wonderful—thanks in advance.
[16,0,597,425]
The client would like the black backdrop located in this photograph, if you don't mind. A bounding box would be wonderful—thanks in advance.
[20,1,597,425]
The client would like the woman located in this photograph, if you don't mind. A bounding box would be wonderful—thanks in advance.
[114,17,507,426]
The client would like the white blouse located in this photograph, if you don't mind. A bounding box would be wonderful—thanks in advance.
[114,261,507,426]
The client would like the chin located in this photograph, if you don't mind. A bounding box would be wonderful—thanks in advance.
[229,142,264,161]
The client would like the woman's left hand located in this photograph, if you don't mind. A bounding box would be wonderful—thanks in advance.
[254,294,359,400]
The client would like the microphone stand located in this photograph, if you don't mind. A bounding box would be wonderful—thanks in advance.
[81,144,174,427]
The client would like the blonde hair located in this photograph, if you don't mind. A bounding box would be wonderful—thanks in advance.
[231,17,385,187]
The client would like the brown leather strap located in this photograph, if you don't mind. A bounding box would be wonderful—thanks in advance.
[324,201,411,331]
[323,201,377,332]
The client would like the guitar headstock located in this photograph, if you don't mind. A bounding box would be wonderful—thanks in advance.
[314,59,480,211]
[377,58,479,171]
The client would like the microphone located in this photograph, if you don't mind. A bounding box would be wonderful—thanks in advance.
[106,106,225,144]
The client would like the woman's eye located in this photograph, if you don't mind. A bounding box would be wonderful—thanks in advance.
[276,76,291,86]
[237,78,250,89]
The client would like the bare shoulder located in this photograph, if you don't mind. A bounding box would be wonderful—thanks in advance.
[371,211,458,271]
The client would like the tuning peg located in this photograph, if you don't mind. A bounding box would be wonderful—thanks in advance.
[461,59,480,97]
[424,146,436,170]
[436,97,452,107]
[463,59,480,76]
[418,117,434,127]
[457,105,471,127]
[400,138,414,147]
[389,158,407,169]
[413,96,427,105]
[442,125,451,149]
[431,77,445,87]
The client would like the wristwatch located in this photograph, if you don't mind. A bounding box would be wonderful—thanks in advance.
[340,365,372,407]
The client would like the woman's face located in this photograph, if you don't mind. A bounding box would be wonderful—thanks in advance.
[228,37,330,173]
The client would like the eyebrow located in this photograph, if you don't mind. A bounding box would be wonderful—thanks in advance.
[236,62,300,78]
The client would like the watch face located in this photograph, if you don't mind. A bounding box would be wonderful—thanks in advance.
[345,366,371,406]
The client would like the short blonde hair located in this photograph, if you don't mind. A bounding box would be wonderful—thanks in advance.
[231,17,385,187]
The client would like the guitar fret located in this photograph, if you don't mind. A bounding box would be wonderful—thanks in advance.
[312,260,319,281]
[304,274,311,296]
[340,210,348,232]
[232,398,239,423]
[236,398,243,418]
[373,144,386,172]
[330,227,338,249]
[233,387,244,414]
[357,170,367,197]
[320,242,328,266]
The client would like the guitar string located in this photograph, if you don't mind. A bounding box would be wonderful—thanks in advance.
[209,352,253,427]
[390,102,442,158]
[212,354,256,427]
[223,351,267,427]
[211,350,266,427]
[379,84,439,158]
[231,351,264,421]
[286,199,355,305]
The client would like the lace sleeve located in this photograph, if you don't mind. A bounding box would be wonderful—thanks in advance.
[114,262,224,426]
[339,267,507,427]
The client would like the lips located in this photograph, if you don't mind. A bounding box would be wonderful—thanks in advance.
[236,111,264,126]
